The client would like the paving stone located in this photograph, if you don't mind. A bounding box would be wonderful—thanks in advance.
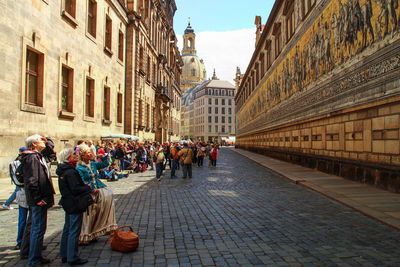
[1,148,400,266]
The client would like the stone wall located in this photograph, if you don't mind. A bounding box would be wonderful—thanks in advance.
[236,0,400,192]
[0,0,127,175]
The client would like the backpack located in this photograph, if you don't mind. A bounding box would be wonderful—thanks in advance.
[9,159,24,187]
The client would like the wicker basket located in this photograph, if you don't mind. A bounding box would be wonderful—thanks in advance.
[110,226,139,252]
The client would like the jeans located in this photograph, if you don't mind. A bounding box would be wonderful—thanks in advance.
[156,163,163,179]
[4,186,20,206]
[20,208,31,256]
[60,212,83,262]
[17,206,28,245]
[171,160,178,177]
[182,164,192,178]
[212,159,217,166]
[28,205,48,266]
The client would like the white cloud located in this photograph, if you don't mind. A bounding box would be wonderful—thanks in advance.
[177,28,255,83]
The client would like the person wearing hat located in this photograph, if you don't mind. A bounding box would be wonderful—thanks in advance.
[155,146,165,181]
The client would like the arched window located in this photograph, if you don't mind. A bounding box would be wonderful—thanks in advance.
[215,90,219,96]
[222,90,225,96]
[208,89,212,95]
[191,69,196,76]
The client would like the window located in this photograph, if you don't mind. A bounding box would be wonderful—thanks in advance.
[215,99,218,105]
[266,41,272,68]
[117,93,123,123]
[222,107,225,114]
[228,117,232,123]
[222,126,225,133]
[208,89,212,95]
[118,30,124,61]
[87,0,97,37]
[25,48,44,106]
[146,103,150,127]
[215,107,218,114]
[222,117,225,123]
[146,56,151,76]
[215,90,219,96]
[105,15,112,52]
[273,23,282,59]
[215,116,218,123]
[61,65,74,112]
[229,126,232,133]
[85,77,95,117]
[222,99,225,105]
[64,0,76,18]
[208,116,211,123]
[208,107,211,114]
[208,98,211,104]
[191,69,196,76]
[228,108,231,114]
[222,90,225,96]
[229,99,232,105]
[138,99,143,126]
[215,125,218,132]
[208,125,212,132]
[103,86,111,122]
[286,2,295,41]
[139,46,144,70]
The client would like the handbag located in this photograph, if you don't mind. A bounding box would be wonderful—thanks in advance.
[110,226,139,252]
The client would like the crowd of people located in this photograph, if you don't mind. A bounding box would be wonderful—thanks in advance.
[1,134,220,266]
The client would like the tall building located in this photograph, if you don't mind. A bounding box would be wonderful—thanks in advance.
[0,0,182,174]
[182,72,236,142]
[180,20,207,93]
[125,0,182,143]
[235,0,400,192]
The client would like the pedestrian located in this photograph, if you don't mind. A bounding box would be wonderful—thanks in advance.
[76,144,117,245]
[197,145,205,167]
[169,143,179,179]
[211,145,218,167]
[178,142,194,179]
[21,134,55,266]
[57,148,92,265]
[155,146,165,181]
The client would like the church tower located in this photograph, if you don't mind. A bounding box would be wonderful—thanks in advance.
[180,18,207,93]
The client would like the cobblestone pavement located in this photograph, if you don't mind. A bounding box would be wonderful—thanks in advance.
[1,148,400,266]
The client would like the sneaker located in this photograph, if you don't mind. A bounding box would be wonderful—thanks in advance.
[1,204,13,210]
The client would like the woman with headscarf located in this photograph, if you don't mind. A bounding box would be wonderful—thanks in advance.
[76,144,117,245]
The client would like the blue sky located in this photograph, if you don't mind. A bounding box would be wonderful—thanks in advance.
[173,0,274,82]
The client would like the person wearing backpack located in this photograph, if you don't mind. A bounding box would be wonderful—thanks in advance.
[20,134,55,266]
[56,148,93,265]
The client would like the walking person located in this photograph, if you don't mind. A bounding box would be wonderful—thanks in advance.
[21,134,55,266]
[169,143,179,179]
[197,145,205,167]
[155,146,165,181]
[57,148,92,265]
[211,145,218,167]
[178,142,194,179]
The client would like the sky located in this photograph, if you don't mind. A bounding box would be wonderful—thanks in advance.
[174,0,274,83]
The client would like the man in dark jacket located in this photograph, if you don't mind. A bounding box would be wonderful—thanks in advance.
[57,148,92,265]
[21,134,55,266]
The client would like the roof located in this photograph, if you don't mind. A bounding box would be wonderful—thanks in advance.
[206,80,235,89]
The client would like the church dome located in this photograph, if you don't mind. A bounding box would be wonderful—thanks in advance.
[181,55,207,84]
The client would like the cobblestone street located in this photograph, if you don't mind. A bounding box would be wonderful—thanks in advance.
[1,148,400,266]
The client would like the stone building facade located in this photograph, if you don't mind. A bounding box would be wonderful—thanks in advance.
[235,0,400,192]
[125,0,182,143]
[181,77,236,142]
[0,0,182,174]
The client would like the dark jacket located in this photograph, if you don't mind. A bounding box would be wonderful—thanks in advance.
[21,150,55,207]
[56,163,92,214]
